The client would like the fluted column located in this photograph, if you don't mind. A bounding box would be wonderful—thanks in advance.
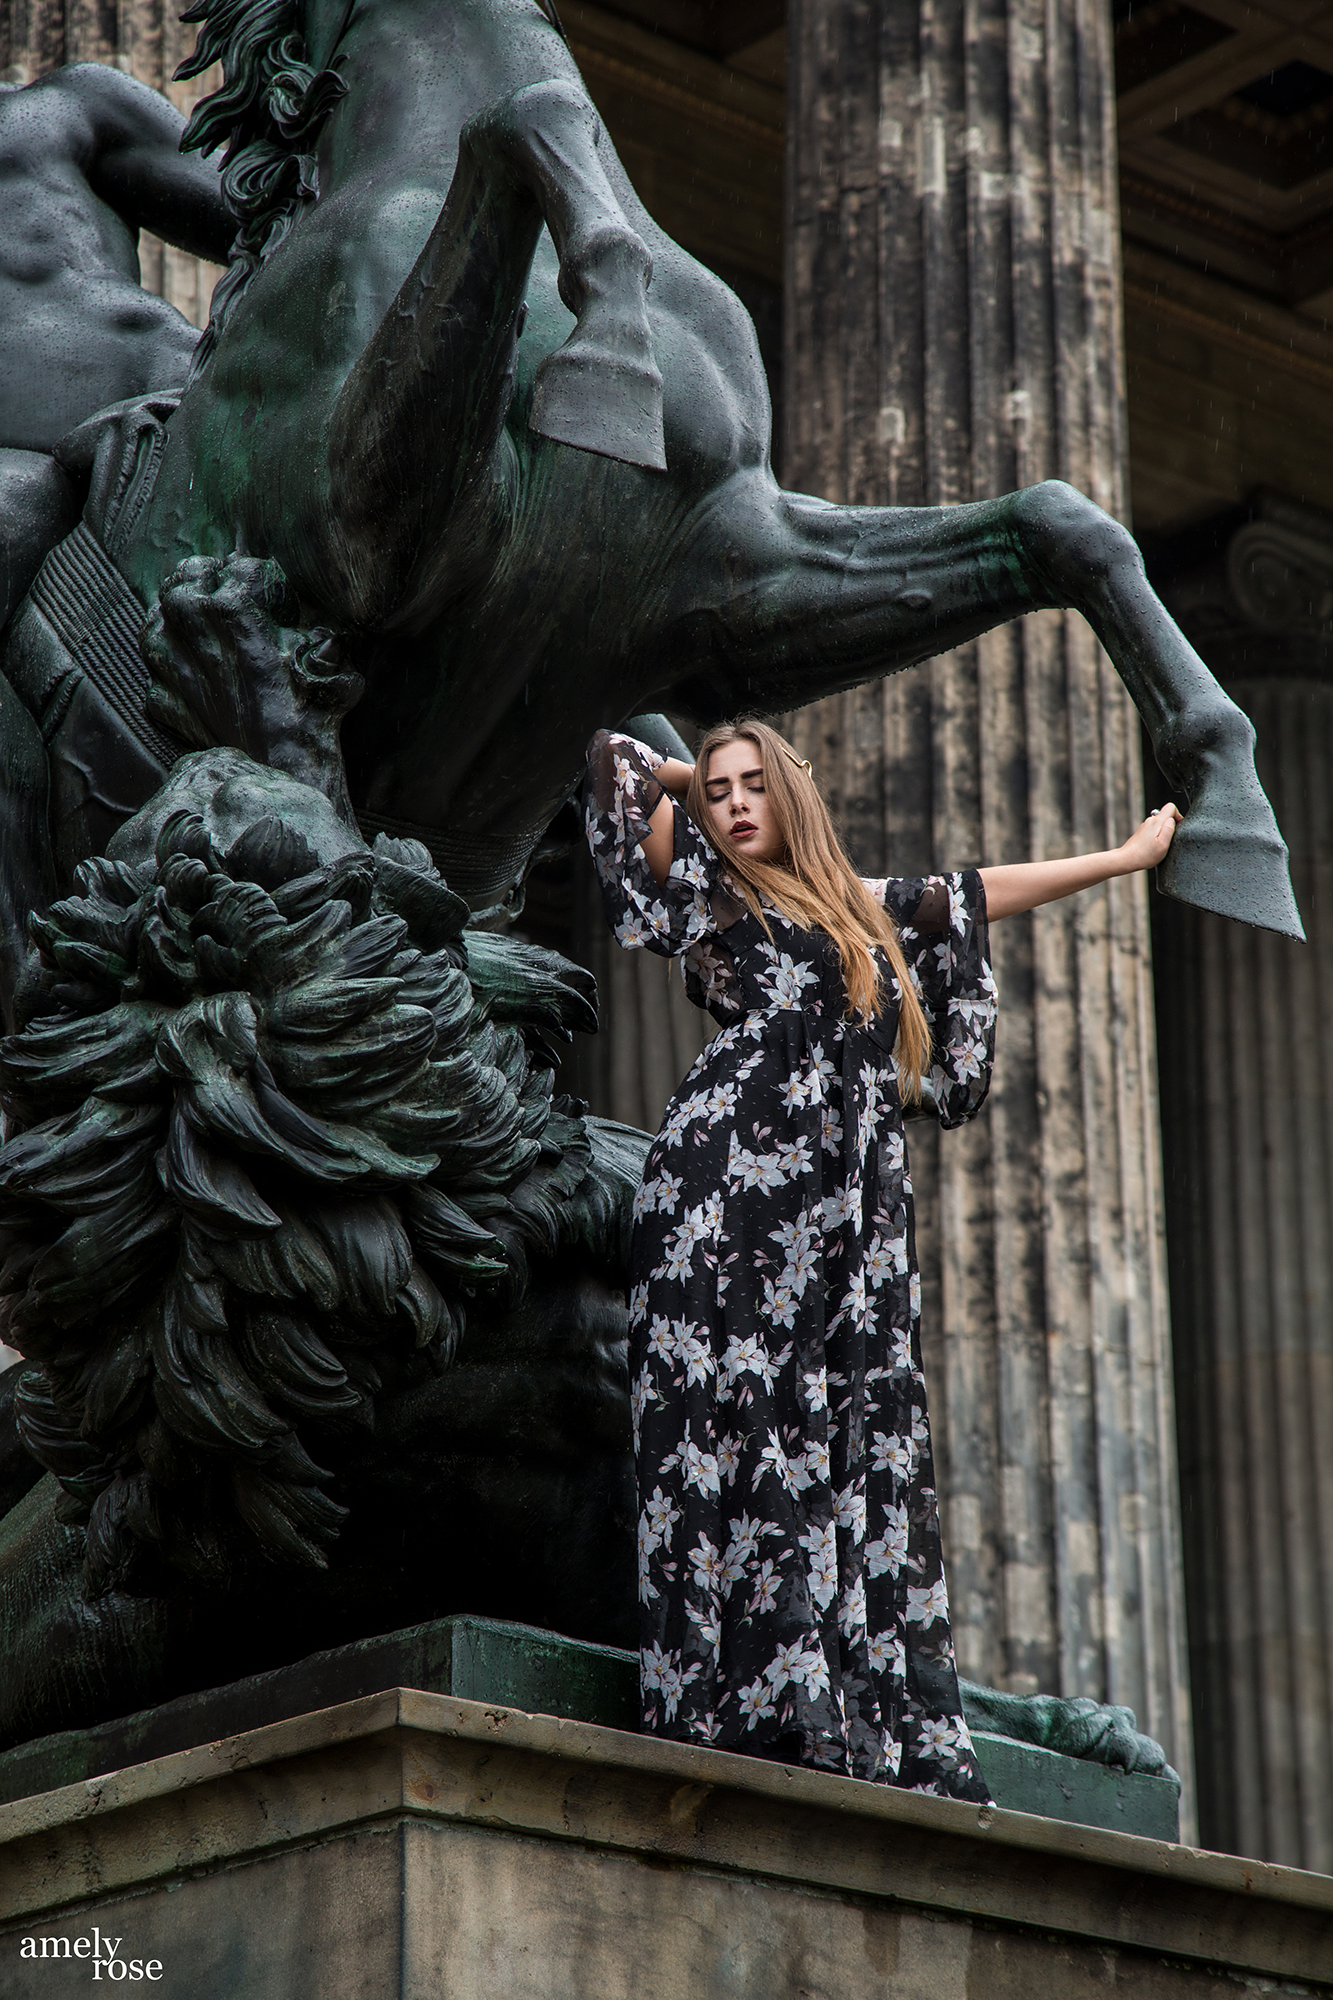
[570,852,716,1131]
[785,0,1194,1819]
[1158,679,1333,1871]
[1151,495,1333,1869]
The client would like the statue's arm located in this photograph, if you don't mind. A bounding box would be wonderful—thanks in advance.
[56,63,234,265]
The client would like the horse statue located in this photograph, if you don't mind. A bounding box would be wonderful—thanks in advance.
[0,0,1296,1764]
[0,0,1301,950]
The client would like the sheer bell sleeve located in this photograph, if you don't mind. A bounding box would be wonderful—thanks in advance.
[867,871,997,1128]
[584,730,723,959]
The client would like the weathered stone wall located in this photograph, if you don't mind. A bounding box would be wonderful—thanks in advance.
[782,0,1195,1830]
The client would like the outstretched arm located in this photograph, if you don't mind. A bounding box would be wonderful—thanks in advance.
[56,64,233,264]
[644,760,1180,908]
[980,805,1181,919]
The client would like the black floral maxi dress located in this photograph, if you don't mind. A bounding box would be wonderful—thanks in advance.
[584,730,998,1796]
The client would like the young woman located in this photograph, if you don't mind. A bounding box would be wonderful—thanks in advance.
[584,721,1179,1797]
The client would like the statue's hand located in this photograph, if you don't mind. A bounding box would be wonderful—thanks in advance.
[142,554,363,819]
[958,1680,1178,1780]
[1040,1695,1175,1776]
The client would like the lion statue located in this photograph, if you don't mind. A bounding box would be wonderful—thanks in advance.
[0,557,646,1744]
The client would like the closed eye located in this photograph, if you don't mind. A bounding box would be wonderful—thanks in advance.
[706,769,766,801]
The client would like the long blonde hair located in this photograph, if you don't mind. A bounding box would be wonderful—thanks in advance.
[686,720,932,1099]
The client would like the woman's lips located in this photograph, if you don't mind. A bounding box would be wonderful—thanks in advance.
[730,823,756,838]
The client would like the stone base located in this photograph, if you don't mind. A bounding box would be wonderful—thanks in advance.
[0,1690,1329,1999]
[0,1613,1180,1840]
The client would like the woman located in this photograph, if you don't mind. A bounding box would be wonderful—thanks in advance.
[584,721,1179,1796]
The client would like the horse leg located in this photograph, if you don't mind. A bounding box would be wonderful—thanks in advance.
[1000,482,1299,938]
[494,83,666,475]
[325,121,543,630]
[327,81,662,627]
[672,476,1300,938]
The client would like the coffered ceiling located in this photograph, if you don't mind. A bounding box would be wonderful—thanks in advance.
[1116,0,1333,310]
[562,0,1333,525]
[579,0,1333,314]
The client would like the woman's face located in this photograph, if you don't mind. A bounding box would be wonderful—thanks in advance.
[703,738,784,864]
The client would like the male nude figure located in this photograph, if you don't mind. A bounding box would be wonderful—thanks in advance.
[0,60,233,628]
[0,61,233,1029]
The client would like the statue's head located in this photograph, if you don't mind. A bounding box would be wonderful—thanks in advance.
[0,757,604,1598]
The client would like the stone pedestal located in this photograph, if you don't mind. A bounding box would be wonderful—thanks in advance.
[0,1614,1180,1841]
[784,0,1193,1827]
[1,1688,1329,1999]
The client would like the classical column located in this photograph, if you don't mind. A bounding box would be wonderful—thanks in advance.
[785,0,1195,1817]
[569,861,716,1132]
[1153,506,1333,1872]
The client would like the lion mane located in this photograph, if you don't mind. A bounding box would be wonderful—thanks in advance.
[0,797,626,1599]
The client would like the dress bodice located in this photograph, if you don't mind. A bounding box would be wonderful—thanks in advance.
[583,728,997,1129]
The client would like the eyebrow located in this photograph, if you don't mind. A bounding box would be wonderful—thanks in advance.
[705,766,765,787]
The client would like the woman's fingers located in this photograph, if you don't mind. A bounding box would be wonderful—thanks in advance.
[1138,804,1180,862]
[1120,804,1180,871]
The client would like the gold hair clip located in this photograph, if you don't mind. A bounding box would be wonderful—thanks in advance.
[784,751,814,775]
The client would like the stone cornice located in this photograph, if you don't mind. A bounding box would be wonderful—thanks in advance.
[1,1690,1330,1984]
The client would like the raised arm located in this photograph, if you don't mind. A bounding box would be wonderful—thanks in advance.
[641,756,693,885]
[57,64,234,264]
[980,805,1182,920]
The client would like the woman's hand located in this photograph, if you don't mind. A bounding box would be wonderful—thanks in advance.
[979,803,1183,920]
[1116,803,1182,873]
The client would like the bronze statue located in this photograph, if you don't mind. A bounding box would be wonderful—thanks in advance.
[0,0,1292,1774]
[0,0,1302,949]
[0,553,650,1741]
[0,62,231,1025]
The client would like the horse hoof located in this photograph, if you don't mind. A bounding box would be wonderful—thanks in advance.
[1157,807,1305,939]
[530,344,667,471]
